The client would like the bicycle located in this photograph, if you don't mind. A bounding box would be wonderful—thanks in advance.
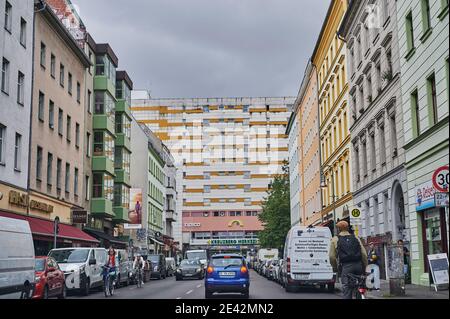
[102,265,116,297]
[346,273,368,299]
[135,267,143,288]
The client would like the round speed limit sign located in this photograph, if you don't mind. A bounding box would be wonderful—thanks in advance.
[433,166,449,193]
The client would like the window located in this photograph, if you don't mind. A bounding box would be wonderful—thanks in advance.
[58,109,63,136]
[49,100,54,129]
[4,1,12,32]
[85,175,90,200]
[66,115,71,142]
[379,123,386,165]
[36,146,43,181]
[411,90,420,137]
[50,54,56,78]
[76,82,80,103]
[2,58,10,94]
[75,123,80,148]
[14,133,21,170]
[427,73,438,125]
[47,153,53,186]
[0,124,5,164]
[87,90,92,113]
[68,73,72,95]
[38,92,45,122]
[421,0,432,33]
[362,139,368,177]
[56,158,62,190]
[74,168,79,196]
[406,12,415,54]
[93,173,102,198]
[20,18,27,47]
[389,111,398,156]
[17,72,24,105]
[370,131,376,172]
[204,185,211,193]
[40,43,46,68]
[60,64,65,87]
[86,132,91,157]
[65,163,70,194]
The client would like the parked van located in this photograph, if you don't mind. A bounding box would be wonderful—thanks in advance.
[0,216,35,299]
[115,249,132,286]
[257,248,279,262]
[282,226,335,292]
[48,247,107,295]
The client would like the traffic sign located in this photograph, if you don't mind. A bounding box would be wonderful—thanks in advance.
[351,208,361,218]
[433,166,449,193]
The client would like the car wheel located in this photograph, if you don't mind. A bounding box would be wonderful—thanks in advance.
[43,286,49,299]
[285,284,295,293]
[205,290,213,299]
[20,282,32,299]
[82,278,90,296]
[243,289,250,299]
[58,285,67,299]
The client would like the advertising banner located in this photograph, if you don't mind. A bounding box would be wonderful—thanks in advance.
[125,188,143,229]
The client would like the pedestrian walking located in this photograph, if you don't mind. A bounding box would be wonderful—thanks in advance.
[398,239,411,283]
[329,221,368,299]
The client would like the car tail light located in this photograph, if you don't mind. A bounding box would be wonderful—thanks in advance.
[358,288,367,295]
[287,258,291,273]
[207,266,214,274]
[240,266,248,274]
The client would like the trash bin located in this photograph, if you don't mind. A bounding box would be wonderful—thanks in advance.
[387,244,406,296]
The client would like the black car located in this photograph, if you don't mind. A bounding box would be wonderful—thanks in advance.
[147,254,167,280]
[175,259,205,281]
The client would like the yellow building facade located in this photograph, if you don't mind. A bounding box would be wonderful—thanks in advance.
[312,0,352,228]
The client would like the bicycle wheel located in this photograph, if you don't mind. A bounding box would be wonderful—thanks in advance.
[109,277,115,296]
[104,277,109,298]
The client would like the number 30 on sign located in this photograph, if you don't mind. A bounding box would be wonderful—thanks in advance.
[433,166,449,193]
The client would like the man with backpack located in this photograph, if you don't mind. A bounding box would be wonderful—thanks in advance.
[329,221,368,299]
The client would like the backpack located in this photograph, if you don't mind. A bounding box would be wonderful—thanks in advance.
[337,235,362,264]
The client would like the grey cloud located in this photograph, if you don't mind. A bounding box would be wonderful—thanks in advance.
[74,0,329,98]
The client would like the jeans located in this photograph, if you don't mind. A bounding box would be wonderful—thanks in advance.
[341,262,364,299]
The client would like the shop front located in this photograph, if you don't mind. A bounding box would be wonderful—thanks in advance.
[411,175,449,286]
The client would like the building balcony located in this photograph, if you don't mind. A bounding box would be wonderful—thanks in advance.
[93,115,115,135]
[116,100,131,117]
[165,210,176,222]
[92,156,115,175]
[115,169,130,186]
[94,76,116,98]
[91,198,114,218]
[113,206,130,223]
[116,133,131,151]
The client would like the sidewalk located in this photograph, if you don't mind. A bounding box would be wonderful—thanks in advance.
[336,280,449,299]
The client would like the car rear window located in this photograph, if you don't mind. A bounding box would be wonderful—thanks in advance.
[211,257,243,267]
[35,259,45,271]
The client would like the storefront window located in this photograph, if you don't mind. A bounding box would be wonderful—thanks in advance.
[422,208,449,272]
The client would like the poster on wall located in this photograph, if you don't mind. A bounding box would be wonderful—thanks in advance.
[124,188,143,229]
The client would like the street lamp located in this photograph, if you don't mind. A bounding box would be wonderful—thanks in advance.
[320,165,337,236]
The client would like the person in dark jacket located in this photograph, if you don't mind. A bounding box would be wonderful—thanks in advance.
[329,221,368,299]
[367,243,380,266]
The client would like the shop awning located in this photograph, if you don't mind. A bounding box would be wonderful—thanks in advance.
[0,211,98,244]
[83,228,128,246]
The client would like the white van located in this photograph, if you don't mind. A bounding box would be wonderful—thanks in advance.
[282,226,335,292]
[48,247,107,295]
[0,216,35,299]
[258,248,279,262]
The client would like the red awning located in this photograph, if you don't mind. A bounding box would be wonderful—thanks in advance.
[0,211,99,244]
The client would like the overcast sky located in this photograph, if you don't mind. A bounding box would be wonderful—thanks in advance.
[73,0,329,98]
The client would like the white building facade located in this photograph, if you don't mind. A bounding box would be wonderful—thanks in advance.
[339,0,409,280]
[396,0,449,286]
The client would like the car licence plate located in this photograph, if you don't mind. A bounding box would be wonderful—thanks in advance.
[219,272,235,277]
[293,274,309,280]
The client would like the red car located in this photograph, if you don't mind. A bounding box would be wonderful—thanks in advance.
[33,256,66,299]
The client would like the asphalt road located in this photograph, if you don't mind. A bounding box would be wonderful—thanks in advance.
[68,270,341,299]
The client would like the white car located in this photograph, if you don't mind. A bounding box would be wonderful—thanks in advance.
[283,226,335,293]
[0,217,35,299]
[48,247,107,296]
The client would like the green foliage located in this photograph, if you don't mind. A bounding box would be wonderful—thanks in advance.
[257,162,291,251]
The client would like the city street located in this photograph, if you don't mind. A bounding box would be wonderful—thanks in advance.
[69,270,340,300]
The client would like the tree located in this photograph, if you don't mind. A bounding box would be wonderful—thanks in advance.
[258,162,291,252]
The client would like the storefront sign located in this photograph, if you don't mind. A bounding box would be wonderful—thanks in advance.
[435,193,449,207]
[428,253,449,289]
[208,239,259,246]
[9,191,53,213]
[72,210,88,224]
[415,181,437,211]
[184,223,201,227]
[433,166,449,193]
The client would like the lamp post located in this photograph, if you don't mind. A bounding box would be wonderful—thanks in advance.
[320,165,337,236]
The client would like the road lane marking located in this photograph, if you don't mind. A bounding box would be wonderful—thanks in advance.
[186,290,193,295]
[196,284,202,288]
[176,297,182,299]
